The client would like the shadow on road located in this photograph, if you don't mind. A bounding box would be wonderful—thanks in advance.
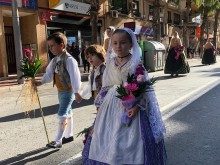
[154,75,187,81]
[0,147,59,165]
[190,64,205,67]
[0,98,94,122]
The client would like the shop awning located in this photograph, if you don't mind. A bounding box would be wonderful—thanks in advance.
[134,26,153,36]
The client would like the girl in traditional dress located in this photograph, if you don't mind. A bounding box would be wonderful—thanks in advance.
[202,39,216,65]
[82,28,167,165]
[164,31,190,77]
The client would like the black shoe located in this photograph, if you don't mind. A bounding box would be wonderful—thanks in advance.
[171,74,174,77]
[46,141,62,148]
[62,136,74,144]
[175,74,179,77]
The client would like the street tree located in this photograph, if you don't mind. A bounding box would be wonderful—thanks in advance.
[182,0,192,54]
[153,0,161,42]
[193,0,219,57]
[86,0,100,44]
[213,8,220,53]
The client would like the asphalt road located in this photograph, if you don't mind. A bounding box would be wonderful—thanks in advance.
[165,83,220,165]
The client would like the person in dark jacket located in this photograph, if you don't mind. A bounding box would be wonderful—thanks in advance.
[70,42,80,65]
[81,42,90,73]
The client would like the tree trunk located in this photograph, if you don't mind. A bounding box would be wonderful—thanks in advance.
[182,0,191,55]
[90,11,98,44]
[153,0,161,42]
[89,0,99,44]
[213,10,220,54]
[199,14,207,58]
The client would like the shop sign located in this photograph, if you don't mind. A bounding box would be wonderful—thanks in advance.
[0,0,37,9]
[41,11,51,22]
[124,22,136,32]
[49,0,90,15]
[196,27,201,38]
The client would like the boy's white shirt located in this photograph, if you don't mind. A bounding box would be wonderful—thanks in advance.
[41,53,81,93]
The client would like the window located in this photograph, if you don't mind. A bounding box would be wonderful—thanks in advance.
[168,0,179,5]
[148,5,153,20]
[132,0,140,17]
[111,0,128,14]
[167,11,172,23]
[173,13,180,25]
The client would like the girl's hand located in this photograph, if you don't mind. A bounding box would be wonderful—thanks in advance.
[127,105,139,118]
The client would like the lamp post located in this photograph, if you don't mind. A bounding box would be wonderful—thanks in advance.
[12,0,24,84]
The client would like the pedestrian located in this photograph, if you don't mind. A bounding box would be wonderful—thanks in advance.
[202,39,216,65]
[79,44,106,145]
[35,32,82,148]
[82,28,167,164]
[81,42,90,73]
[164,31,190,77]
[70,42,80,65]
[103,26,115,51]
[80,44,106,100]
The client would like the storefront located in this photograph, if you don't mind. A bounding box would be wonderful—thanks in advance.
[0,0,38,77]
[38,0,92,65]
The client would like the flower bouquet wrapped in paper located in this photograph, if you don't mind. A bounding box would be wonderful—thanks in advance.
[174,45,184,60]
[16,49,50,143]
[116,64,156,126]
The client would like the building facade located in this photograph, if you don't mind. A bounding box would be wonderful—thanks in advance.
[0,0,219,78]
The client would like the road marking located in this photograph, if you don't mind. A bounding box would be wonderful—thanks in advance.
[59,152,82,165]
[163,78,220,121]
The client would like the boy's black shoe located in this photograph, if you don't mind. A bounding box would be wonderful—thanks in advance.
[46,141,62,148]
[62,136,74,144]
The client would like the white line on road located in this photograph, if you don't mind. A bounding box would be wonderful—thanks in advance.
[163,78,220,121]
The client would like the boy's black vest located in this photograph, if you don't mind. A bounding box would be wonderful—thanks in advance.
[90,63,106,97]
[52,52,73,91]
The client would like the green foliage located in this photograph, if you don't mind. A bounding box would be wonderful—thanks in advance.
[76,126,92,137]
[18,57,42,79]
[193,0,220,16]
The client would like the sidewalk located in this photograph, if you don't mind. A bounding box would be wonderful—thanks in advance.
[0,66,89,92]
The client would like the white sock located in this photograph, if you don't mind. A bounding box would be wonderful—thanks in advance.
[64,116,73,138]
[55,116,67,143]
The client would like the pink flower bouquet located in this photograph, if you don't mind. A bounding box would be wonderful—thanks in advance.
[116,64,156,126]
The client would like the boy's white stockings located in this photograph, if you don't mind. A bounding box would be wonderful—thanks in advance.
[64,116,73,138]
[55,116,73,143]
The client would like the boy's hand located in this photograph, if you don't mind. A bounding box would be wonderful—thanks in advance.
[75,93,82,103]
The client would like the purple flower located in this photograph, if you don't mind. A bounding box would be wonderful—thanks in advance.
[135,64,145,75]
[120,111,132,127]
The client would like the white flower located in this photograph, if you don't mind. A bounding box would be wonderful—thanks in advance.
[137,74,145,82]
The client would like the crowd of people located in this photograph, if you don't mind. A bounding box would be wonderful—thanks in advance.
[38,26,217,164]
